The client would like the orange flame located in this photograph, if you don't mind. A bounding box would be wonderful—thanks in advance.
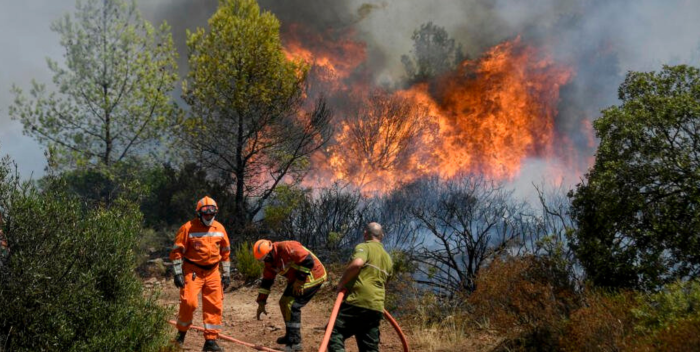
[430,37,573,180]
[284,28,576,194]
[282,24,367,94]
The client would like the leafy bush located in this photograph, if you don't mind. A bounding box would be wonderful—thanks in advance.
[136,226,177,278]
[0,184,172,351]
[633,280,700,334]
[235,241,263,282]
[629,280,700,350]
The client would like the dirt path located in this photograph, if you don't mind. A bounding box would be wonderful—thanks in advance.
[158,278,406,352]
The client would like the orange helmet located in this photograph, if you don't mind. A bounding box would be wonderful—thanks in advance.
[253,239,273,260]
[196,196,218,215]
[196,196,218,226]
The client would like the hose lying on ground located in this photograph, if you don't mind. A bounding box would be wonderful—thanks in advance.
[167,320,283,352]
[317,290,410,352]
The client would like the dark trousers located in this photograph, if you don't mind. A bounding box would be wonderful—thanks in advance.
[328,303,383,352]
[279,281,322,345]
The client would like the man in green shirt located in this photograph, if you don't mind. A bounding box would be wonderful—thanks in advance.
[329,222,393,352]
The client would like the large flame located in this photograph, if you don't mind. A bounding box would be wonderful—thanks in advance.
[284,27,577,194]
[430,38,573,179]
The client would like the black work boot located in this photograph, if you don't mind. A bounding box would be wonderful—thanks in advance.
[175,331,186,347]
[284,343,303,352]
[202,339,223,351]
[285,333,302,352]
[276,335,289,345]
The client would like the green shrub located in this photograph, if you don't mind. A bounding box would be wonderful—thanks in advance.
[0,185,172,351]
[633,280,700,334]
[236,241,263,282]
[628,280,700,350]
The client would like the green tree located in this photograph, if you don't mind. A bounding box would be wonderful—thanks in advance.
[570,65,700,290]
[9,0,179,173]
[401,22,465,84]
[139,162,234,229]
[181,0,332,231]
[0,183,171,351]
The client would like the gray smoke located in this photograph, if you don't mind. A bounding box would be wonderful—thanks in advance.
[139,0,700,151]
[2,0,700,182]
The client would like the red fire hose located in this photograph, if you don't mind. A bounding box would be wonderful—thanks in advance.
[383,309,410,352]
[167,320,283,352]
[317,289,347,352]
[318,290,410,352]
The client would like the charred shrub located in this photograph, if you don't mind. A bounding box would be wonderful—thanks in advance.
[560,290,637,352]
[469,256,580,350]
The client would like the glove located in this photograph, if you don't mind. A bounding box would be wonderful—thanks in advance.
[293,280,305,296]
[256,302,268,320]
[174,274,185,289]
[222,275,231,290]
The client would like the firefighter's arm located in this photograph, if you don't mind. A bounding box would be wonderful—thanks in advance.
[255,267,274,320]
[220,227,231,278]
[256,264,276,303]
[170,225,188,277]
[335,257,365,293]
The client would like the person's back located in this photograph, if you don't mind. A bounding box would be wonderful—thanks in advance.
[344,240,393,312]
[330,222,393,352]
[254,239,327,352]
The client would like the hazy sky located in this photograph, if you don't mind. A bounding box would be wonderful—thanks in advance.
[2,0,700,181]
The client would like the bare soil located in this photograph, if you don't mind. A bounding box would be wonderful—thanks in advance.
[158,278,406,352]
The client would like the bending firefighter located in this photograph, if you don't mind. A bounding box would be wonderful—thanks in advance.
[170,196,231,351]
[330,222,394,352]
[253,239,326,352]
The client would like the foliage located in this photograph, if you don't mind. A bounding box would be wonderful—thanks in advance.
[401,22,465,84]
[139,162,233,231]
[0,148,18,217]
[38,158,151,209]
[181,0,332,230]
[569,65,700,290]
[470,256,580,350]
[0,182,171,351]
[263,185,308,235]
[631,280,700,345]
[235,241,263,282]
[633,319,700,352]
[9,0,179,171]
[560,290,637,352]
[135,227,172,277]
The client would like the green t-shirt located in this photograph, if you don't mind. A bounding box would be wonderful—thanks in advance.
[344,241,393,312]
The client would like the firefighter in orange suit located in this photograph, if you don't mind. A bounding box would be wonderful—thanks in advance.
[170,196,231,352]
[253,240,327,352]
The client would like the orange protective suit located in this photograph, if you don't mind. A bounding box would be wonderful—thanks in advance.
[256,241,326,346]
[170,217,230,340]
